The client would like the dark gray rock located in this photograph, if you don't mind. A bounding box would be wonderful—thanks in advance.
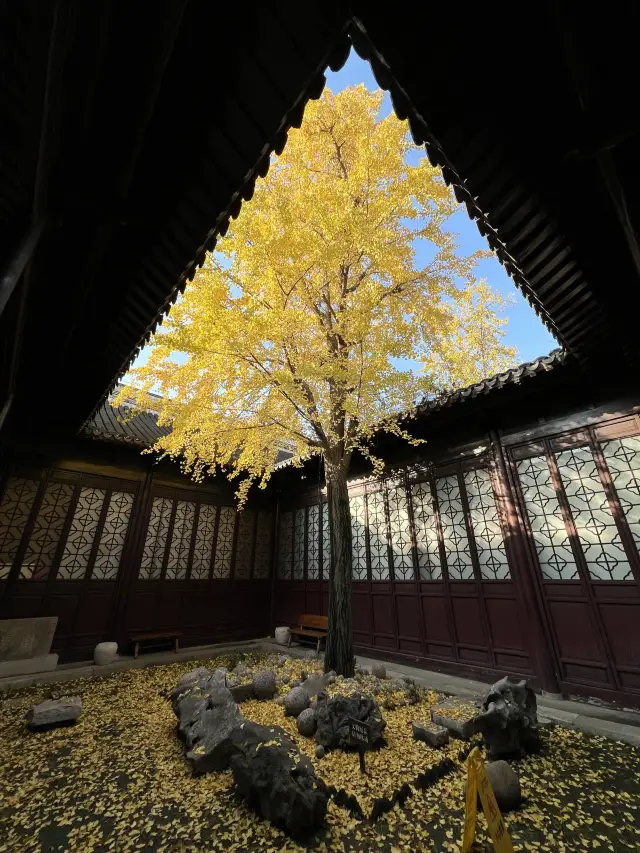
[170,668,226,714]
[177,684,244,773]
[315,692,386,751]
[315,744,325,759]
[297,708,317,737]
[474,676,541,759]
[252,671,277,700]
[230,683,254,704]
[300,670,307,682]
[292,679,302,688]
[465,760,522,812]
[412,721,449,748]
[233,662,251,678]
[284,686,309,717]
[226,676,240,690]
[28,696,82,730]
[177,666,211,688]
[371,664,387,679]
[275,696,286,706]
[229,725,328,838]
[281,674,290,684]
[302,673,329,699]
[485,760,522,811]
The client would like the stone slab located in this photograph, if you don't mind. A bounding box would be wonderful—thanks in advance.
[431,710,477,740]
[229,683,254,703]
[412,721,449,747]
[0,653,58,677]
[28,696,82,730]
[0,617,58,661]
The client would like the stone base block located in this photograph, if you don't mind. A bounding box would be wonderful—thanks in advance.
[0,654,58,678]
[431,709,477,740]
[412,721,450,747]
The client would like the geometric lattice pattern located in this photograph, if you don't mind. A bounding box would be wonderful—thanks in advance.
[92,491,134,580]
[516,455,579,580]
[0,477,39,580]
[350,494,368,580]
[254,511,272,579]
[293,508,305,580]
[556,446,632,581]
[20,481,74,580]
[307,504,320,580]
[601,436,640,557]
[464,468,510,580]
[410,480,442,580]
[213,506,235,579]
[322,502,331,579]
[58,487,107,580]
[278,511,293,579]
[234,510,255,579]
[190,504,216,580]
[387,482,414,580]
[139,497,173,579]
[367,490,390,581]
[435,475,474,580]
[165,501,196,580]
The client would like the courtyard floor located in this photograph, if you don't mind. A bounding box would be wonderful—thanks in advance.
[0,651,639,852]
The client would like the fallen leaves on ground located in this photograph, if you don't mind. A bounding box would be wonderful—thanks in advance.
[0,652,638,852]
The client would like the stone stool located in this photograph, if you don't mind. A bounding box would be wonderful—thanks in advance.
[94,642,119,666]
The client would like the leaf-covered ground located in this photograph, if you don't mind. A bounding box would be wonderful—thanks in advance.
[0,652,639,852]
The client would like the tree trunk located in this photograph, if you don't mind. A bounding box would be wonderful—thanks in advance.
[324,455,354,677]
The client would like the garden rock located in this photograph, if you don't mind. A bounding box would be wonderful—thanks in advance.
[315,692,386,751]
[252,671,277,700]
[474,676,540,759]
[486,760,522,811]
[465,760,521,812]
[28,696,82,730]
[284,686,309,717]
[177,667,211,688]
[175,682,244,773]
[229,725,328,838]
[297,708,317,737]
[281,674,290,684]
[274,627,291,646]
[94,641,118,666]
[229,683,254,704]
[371,664,387,679]
[315,744,325,759]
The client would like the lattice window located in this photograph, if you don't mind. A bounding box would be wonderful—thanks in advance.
[516,455,578,580]
[139,497,173,579]
[165,501,195,580]
[601,436,640,555]
[293,508,305,579]
[307,504,320,580]
[0,477,39,580]
[350,494,368,580]
[20,481,74,580]
[213,506,235,579]
[410,481,442,580]
[367,490,390,581]
[278,511,293,579]
[191,504,216,580]
[556,446,632,581]
[254,511,272,579]
[387,483,414,580]
[59,487,107,580]
[464,469,510,580]
[235,510,255,579]
[322,502,331,579]
[92,491,134,580]
[436,475,474,580]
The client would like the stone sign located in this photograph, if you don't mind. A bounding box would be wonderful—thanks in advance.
[0,617,58,661]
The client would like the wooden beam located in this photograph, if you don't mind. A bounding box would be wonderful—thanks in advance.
[0,222,45,319]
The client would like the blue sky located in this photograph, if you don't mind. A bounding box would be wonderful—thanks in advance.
[128,51,556,376]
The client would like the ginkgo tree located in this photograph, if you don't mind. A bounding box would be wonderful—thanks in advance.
[118,86,516,676]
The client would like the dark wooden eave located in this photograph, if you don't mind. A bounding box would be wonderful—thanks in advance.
[2,2,640,447]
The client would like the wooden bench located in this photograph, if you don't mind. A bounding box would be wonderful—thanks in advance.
[130,630,182,659]
[289,614,328,653]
